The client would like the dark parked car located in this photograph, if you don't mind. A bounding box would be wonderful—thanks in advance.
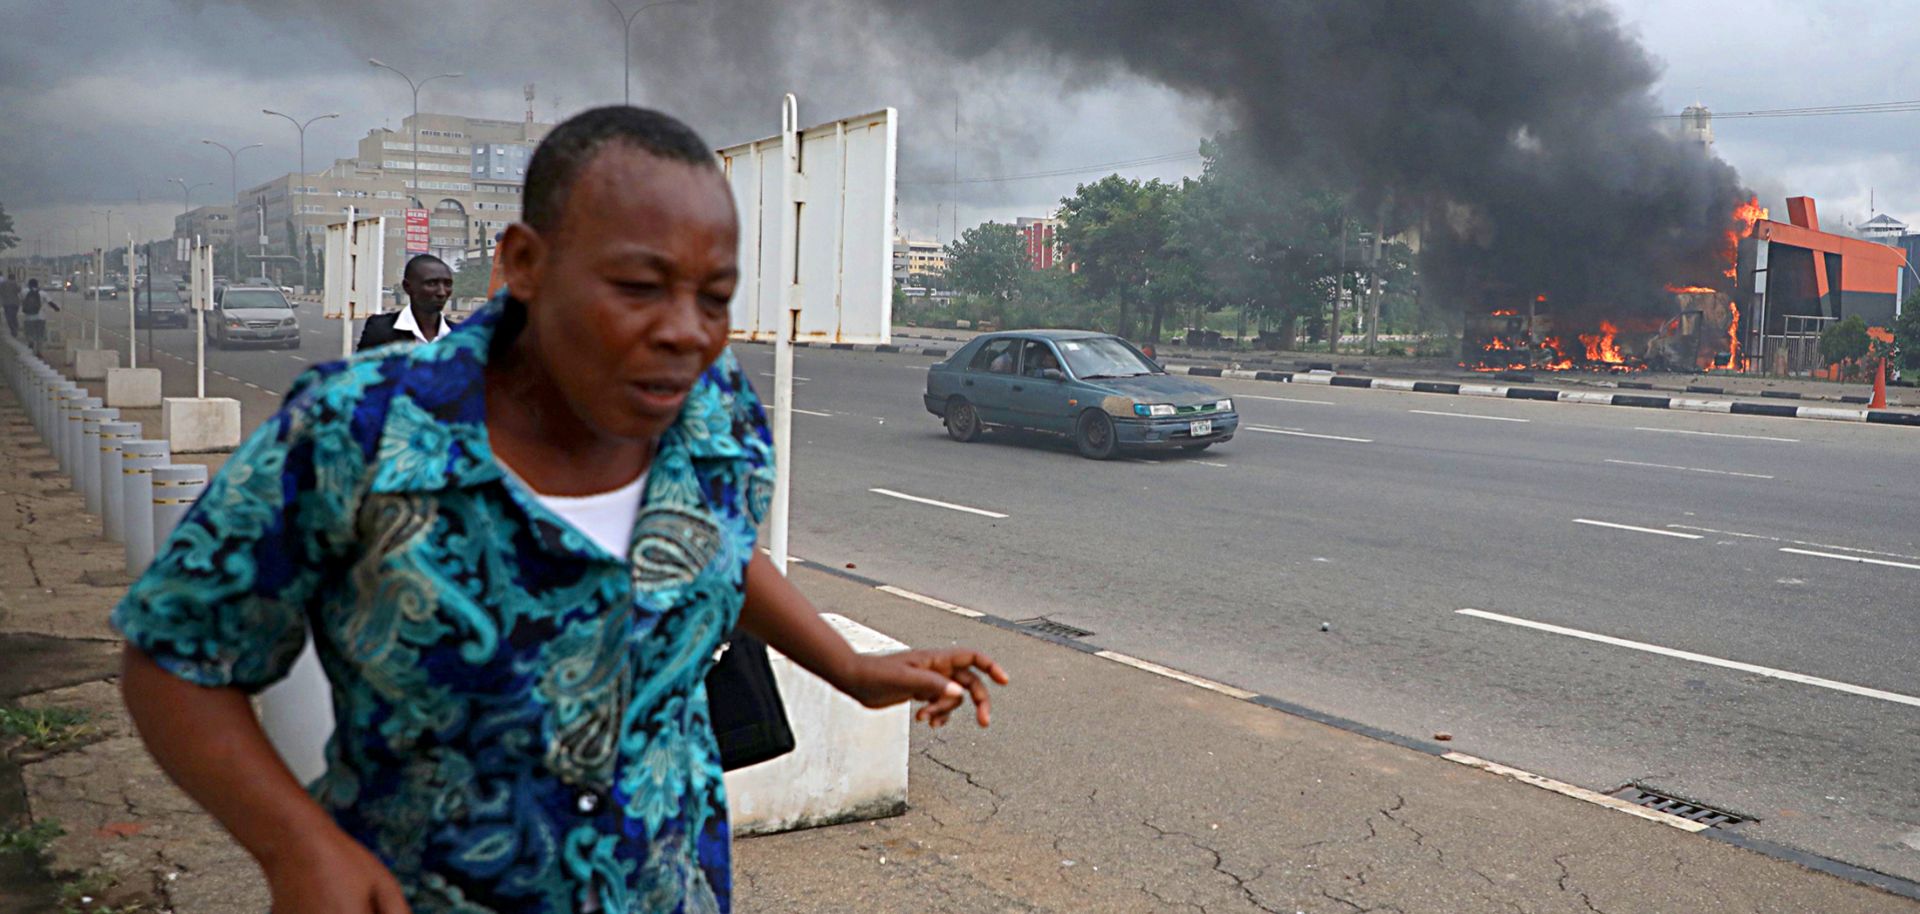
[133,287,190,329]
[924,330,1238,459]
[208,286,301,349]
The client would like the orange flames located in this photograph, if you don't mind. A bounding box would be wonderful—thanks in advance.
[1490,309,1518,316]
[1666,284,1717,295]
[1720,302,1741,370]
[1579,321,1626,364]
[1725,196,1769,278]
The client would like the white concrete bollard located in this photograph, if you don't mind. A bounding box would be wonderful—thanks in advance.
[161,397,243,453]
[724,614,911,836]
[98,421,140,542]
[73,349,120,381]
[79,407,119,515]
[120,441,170,575]
[106,367,163,409]
[150,464,208,552]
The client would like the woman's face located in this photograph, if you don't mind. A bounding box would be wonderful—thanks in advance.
[502,146,740,443]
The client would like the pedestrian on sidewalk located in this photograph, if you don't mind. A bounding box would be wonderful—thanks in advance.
[0,271,20,337]
[356,253,456,350]
[113,105,1008,914]
[20,279,57,350]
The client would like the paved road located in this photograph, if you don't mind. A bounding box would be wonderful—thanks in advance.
[62,293,1920,884]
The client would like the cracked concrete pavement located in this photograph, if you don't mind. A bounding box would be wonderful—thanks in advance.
[734,568,1920,913]
[3,349,1915,913]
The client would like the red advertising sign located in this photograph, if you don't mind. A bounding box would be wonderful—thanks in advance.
[404,208,431,254]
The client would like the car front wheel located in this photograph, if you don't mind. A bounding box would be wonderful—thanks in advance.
[945,397,981,442]
[1075,409,1119,460]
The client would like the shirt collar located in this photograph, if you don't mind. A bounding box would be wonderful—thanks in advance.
[392,301,454,343]
[369,289,755,496]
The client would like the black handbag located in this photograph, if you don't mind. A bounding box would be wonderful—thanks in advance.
[705,631,796,771]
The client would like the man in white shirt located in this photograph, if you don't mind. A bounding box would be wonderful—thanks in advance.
[355,254,455,350]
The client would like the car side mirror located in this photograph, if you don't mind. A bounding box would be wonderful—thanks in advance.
[1042,368,1067,382]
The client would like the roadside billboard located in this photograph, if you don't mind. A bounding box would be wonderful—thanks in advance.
[719,107,897,346]
[404,208,430,254]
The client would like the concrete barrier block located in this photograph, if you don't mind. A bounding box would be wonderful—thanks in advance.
[106,367,162,408]
[162,397,242,452]
[74,349,120,380]
[725,614,910,836]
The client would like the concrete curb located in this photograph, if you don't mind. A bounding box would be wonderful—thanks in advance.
[1155,364,1920,428]
[795,556,1920,904]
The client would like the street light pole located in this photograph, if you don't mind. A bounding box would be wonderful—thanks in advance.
[367,61,462,212]
[263,109,340,292]
[202,139,262,279]
[601,0,692,105]
[168,178,211,216]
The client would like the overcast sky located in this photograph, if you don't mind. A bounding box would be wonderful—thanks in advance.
[3,0,1914,255]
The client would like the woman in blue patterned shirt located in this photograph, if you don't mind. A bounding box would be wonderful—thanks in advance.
[113,107,1008,914]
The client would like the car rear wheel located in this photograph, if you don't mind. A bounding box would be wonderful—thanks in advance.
[945,397,981,442]
[1075,409,1119,460]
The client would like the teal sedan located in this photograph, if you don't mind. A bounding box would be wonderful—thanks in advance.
[924,330,1238,459]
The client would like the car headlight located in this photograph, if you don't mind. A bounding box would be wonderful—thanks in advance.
[1133,403,1177,418]
[281,318,297,327]
[226,319,243,328]
[1216,399,1233,412]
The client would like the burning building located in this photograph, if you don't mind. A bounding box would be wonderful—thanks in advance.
[1736,197,1910,374]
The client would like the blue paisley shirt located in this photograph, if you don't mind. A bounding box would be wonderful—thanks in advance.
[112,295,774,913]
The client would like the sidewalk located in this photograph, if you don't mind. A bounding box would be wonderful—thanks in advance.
[3,377,1916,913]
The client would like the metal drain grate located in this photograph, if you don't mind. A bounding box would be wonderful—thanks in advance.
[1610,787,1745,828]
[1015,617,1093,639]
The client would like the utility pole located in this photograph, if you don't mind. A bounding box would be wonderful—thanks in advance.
[202,139,262,279]
[263,109,340,292]
[1365,198,1388,355]
[1331,212,1346,355]
[601,0,693,105]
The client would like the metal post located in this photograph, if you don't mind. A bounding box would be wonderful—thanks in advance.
[66,395,101,487]
[263,110,339,294]
[203,140,263,279]
[99,420,139,542]
[768,93,800,575]
[151,464,209,549]
[126,238,138,368]
[121,440,170,574]
[603,1,691,105]
[80,407,119,514]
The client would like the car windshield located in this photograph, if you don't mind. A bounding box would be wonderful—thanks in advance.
[1056,337,1158,378]
[222,290,289,310]
[139,290,182,305]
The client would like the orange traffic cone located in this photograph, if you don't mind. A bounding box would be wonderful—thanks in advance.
[1871,357,1887,410]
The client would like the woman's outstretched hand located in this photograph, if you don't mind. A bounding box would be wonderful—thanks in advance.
[841,649,1010,728]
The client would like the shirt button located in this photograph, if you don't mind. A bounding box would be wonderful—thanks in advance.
[575,791,601,815]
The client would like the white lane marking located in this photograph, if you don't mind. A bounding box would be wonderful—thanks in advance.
[876,585,985,618]
[790,407,833,418]
[1094,651,1259,700]
[1195,461,1230,468]
[288,355,308,363]
[1572,518,1703,539]
[1779,547,1920,572]
[1603,459,1775,480]
[1241,394,1335,406]
[1440,753,1708,833]
[1666,525,1920,562]
[1634,426,1799,443]
[758,371,811,382]
[1408,409,1530,423]
[1245,426,1373,443]
[1456,608,1920,709]
[869,487,1008,519]
[243,382,262,391]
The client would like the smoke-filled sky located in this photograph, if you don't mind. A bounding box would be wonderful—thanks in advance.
[3,0,1915,278]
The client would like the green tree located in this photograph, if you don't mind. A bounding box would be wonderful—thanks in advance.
[943,222,1028,323]
[1057,175,1183,341]
[452,254,492,300]
[1895,293,1920,371]
[1819,315,1871,367]
[0,202,17,253]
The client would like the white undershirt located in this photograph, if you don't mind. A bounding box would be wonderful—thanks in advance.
[499,462,649,560]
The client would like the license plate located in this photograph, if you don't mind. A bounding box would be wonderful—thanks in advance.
[1189,419,1213,437]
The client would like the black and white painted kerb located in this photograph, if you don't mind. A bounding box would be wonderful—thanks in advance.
[1163,365,1920,427]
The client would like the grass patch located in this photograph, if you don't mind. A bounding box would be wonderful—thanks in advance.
[0,706,94,752]
[0,818,64,859]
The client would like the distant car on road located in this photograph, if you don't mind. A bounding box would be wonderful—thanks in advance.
[208,286,301,349]
[88,285,118,300]
[925,330,1238,459]
[133,287,190,329]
